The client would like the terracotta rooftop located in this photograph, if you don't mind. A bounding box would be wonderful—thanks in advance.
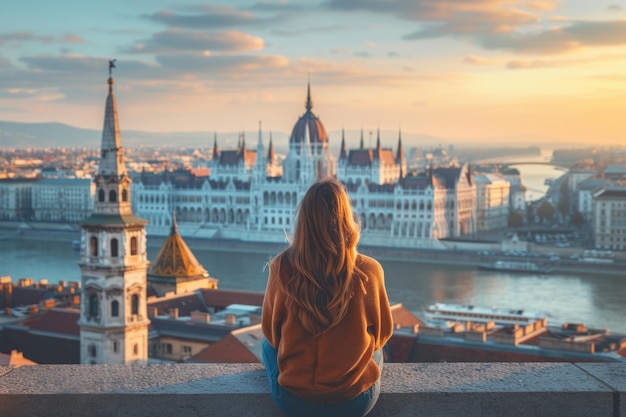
[148,218,208,279]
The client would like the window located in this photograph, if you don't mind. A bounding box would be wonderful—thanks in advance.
[133,343,138,355]
[109,190,117,203]
[88,344,97,358]
[131,294,139,315]
[98,189,105,202]
[122,188,128,202]
[90,236,98,257]
[111,238,119,257]
[89,294,99,318]
[111,300,119,317]
[130,237,138,256]
[113,341,118,353]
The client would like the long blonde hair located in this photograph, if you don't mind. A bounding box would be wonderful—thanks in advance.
[280,178,366,337]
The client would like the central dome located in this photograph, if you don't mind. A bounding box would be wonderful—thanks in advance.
[289,83,328,144]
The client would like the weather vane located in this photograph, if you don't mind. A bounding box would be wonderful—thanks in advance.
[108,59,116,77]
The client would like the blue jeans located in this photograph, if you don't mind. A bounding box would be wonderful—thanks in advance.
[261,338,382,417]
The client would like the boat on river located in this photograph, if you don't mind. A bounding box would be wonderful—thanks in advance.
[478,260,552,274]
[424,303,547,326]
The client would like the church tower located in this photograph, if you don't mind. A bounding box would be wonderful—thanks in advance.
[78,61,150,364]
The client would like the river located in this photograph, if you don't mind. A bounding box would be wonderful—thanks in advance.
[2,150,623,334]
[1,235,624,335]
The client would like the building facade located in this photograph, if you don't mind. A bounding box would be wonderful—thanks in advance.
[32,178,94,223]
[0,179,37,221]
[78,71,150,364]
[473,173,511,232]
[132,85,476,249]
[592,187,626,251]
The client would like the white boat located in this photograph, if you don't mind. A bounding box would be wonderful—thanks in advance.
[424,303,547,326]
[478,260,552,274]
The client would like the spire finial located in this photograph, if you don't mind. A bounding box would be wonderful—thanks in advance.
[306,76,312,112]
[108,59,116,91]
[171,211,178,234]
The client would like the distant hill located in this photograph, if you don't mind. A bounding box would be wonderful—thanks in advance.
[0,120,573,150]
[0,121,291,149]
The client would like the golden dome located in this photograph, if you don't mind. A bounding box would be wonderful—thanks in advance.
[149,217,207,279]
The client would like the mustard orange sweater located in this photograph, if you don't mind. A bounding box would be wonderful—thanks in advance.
[262,253,393,403]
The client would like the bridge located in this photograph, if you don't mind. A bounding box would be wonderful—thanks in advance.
[478,161,570,170]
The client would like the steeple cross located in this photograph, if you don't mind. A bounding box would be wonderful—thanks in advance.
[109,59,116,77]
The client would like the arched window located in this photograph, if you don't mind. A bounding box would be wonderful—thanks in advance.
[131,294,139,315]
[111,238,118,257]
[121,188,128,202]
[111,300,119,317]
[109,190,117,203]
[89,294,98,318]
[130,237,138,256]
[88,344,97,358]
[113,341,119,353]
[133,343,138,355]
[90,236,98,257]
[98,189,105,202]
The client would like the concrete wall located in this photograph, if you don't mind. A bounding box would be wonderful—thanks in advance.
[0,363,624,417]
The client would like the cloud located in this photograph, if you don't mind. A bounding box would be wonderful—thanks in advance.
[607,4,624,12]
[0,31,54,46]
[155,52,289,73]
[327,0,544,37]
[145,7,258,29]
[387,51,401,57]
[61,34,85,44]
[270,24,353,37]
[506,52,626,69]
[20,55,156,75]
[1,88,65,101]
[463,55,497,65]
[354,51,371,57]
[126,29,264,54]
[0,31,85,46]
[483,20,626,54]
[249,2,306,12]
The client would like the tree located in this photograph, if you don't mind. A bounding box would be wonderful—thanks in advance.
[536,200,555,223]
[508,211,524,228]
[557,180,570,216]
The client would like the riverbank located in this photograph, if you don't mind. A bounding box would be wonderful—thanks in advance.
[1,222,622,277]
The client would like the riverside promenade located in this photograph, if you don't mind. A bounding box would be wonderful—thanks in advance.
[1,221,623,277]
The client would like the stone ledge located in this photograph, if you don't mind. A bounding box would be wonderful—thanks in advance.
[0,363,624,417]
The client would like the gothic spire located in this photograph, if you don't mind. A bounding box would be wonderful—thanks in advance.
[257,120,263,147]
[98,60,127,178]
[267,132,275,161]
[212,132,219,160]
[339,128,347,160]
[359,128,364,149]
[305,78,313,112]
[396,128,405,163]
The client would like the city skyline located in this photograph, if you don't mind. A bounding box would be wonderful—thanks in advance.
[1,1,626,145]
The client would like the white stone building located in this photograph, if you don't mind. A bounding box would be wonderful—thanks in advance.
[0,179,36,220]
[473,173,511,231]
[32,178,95,223]
[132,85,476,249]
[592,187,626,251]
[78,71,150,365]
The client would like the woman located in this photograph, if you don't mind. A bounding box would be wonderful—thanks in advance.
[262,178,393,417]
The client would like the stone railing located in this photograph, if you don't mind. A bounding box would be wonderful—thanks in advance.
[1,362,624,416]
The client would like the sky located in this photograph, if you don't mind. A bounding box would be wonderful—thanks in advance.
[1,0,625,146]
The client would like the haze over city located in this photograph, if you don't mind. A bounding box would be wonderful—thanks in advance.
[1,0,625,146]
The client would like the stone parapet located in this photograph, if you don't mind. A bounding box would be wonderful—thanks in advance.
[0,362,624,416]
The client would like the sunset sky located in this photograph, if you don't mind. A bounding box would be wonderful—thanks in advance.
[1,0,625,145]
